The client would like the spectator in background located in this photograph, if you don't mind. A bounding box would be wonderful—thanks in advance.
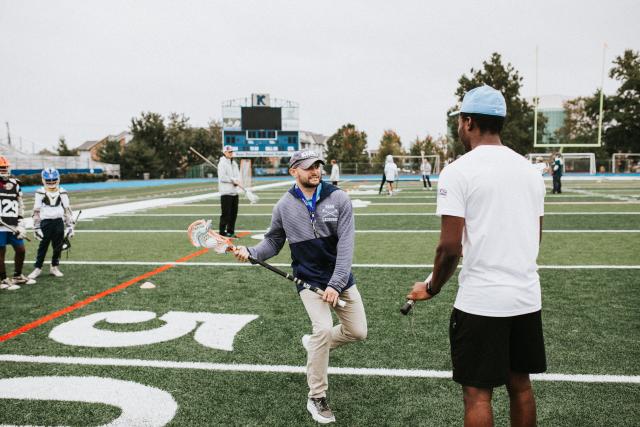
[329,159,340,186]
[384,155,399,196]
[552,153,563,194]
[217,145,241,237]
[533,156,548,176]
[420,158,433,190]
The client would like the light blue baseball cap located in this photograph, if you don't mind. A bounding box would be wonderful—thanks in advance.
[449,85,507,117]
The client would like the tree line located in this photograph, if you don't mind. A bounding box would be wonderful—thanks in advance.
[90,49,637,178]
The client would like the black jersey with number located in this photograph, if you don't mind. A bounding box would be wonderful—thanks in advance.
[0,177,24,227]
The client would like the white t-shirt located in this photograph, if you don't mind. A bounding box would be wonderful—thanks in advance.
[436,145,546,317]
[533,162,548,175]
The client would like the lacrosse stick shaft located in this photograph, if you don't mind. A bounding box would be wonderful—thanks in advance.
[0,219,30,242]
[401,272,433,315]
[190,146,253,194]
[248,255,346,308]
[189,146,218,170]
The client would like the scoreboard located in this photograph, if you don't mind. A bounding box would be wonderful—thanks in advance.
[222,94,299,158]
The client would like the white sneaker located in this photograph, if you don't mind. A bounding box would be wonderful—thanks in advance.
[1,278,20,290]
[28,268,42,280]
[50,266,64,277]
[307,397,336,424]
[302,334,311,352]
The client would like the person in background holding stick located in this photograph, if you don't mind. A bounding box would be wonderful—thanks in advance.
[28,168,75,279]
[407,85,546,427]
[217,145,241,237]
[233,150,367,424]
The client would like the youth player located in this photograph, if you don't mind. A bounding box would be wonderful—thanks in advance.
[28,168,74,279]
[0,156,32,290]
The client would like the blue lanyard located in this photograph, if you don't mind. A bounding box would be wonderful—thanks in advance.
[294,185,321,237]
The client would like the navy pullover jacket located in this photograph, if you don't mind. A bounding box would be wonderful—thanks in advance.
[248,181,355,293]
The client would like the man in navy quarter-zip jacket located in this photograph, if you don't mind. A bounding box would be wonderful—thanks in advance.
[234,150,367,425]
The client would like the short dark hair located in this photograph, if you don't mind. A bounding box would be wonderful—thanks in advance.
[460,113,505,134]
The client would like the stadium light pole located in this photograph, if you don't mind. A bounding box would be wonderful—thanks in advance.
[596,43,607,147]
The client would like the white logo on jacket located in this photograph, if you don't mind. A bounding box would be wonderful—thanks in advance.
[320,205,338,222]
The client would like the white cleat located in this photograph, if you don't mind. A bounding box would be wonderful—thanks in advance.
[28,268,42,280]
[50,266,64,277]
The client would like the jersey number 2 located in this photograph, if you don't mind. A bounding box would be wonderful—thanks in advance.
[1,199,18,217]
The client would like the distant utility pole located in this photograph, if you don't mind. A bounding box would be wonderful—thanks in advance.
[5,122,11,146]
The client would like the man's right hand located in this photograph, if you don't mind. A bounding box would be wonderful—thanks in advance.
[233,246,250,262]
[34,229,44,241]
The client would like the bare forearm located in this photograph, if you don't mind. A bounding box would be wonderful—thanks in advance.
[430,246,460,294]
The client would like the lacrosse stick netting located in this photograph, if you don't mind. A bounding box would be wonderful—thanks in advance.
[187,219,233,253]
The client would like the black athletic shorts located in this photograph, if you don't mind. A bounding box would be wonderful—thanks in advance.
[449,308,546,388]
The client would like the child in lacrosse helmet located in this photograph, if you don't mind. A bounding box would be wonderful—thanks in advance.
[0,156,32,291]
[27,168,75,279]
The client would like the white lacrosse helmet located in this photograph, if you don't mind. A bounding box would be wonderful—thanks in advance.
[41,167,60,192]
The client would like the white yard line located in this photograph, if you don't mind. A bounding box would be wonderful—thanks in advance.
[74,229,640,234]
[170,201,640,207]
[12,261,640,269]
[23,180,293,229]
[0,354,637,384]
[111,212,640,216]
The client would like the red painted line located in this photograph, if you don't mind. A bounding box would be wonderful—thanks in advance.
[0,248,209,343]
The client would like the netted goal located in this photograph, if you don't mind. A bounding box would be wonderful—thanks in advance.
[527,153,596,174]
[394,155,441,176]
[611,153,640,173]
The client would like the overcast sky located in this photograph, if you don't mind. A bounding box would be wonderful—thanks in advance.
[1,0,639,153]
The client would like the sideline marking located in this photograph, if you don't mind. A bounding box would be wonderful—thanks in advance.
[0,354,637,384]
[73,229,640,234]
[112,212,640,217]
[7,261,639,269]
[0,248,209,343]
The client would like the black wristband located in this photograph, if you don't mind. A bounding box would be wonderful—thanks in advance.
[426,281,438,296]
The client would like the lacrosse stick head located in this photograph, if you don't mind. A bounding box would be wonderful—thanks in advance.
[187,219,233,253]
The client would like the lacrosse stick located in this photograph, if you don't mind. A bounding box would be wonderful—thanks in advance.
[189,146,260,204]
[59,210,82,252]
[0,218,31,242]
[187,219,346,308]
[400,272,432,315]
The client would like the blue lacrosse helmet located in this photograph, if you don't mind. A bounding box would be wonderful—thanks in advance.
[41,167,60,191]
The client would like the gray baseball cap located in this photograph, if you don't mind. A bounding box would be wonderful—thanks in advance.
[289,150,325,169]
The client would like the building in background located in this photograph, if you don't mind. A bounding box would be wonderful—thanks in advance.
[77,131,132,162]
[299,131,328,158]
[530,95,569,145]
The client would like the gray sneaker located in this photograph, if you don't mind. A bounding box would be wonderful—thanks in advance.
[307,397,336,424]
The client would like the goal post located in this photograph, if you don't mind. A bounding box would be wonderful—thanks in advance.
[527,152,596,174]
[611,153,640,173]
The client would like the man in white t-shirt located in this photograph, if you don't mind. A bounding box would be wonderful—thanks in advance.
[408,85,546,427]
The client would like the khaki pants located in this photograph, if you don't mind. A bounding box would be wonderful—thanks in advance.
[300,285,367,398]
